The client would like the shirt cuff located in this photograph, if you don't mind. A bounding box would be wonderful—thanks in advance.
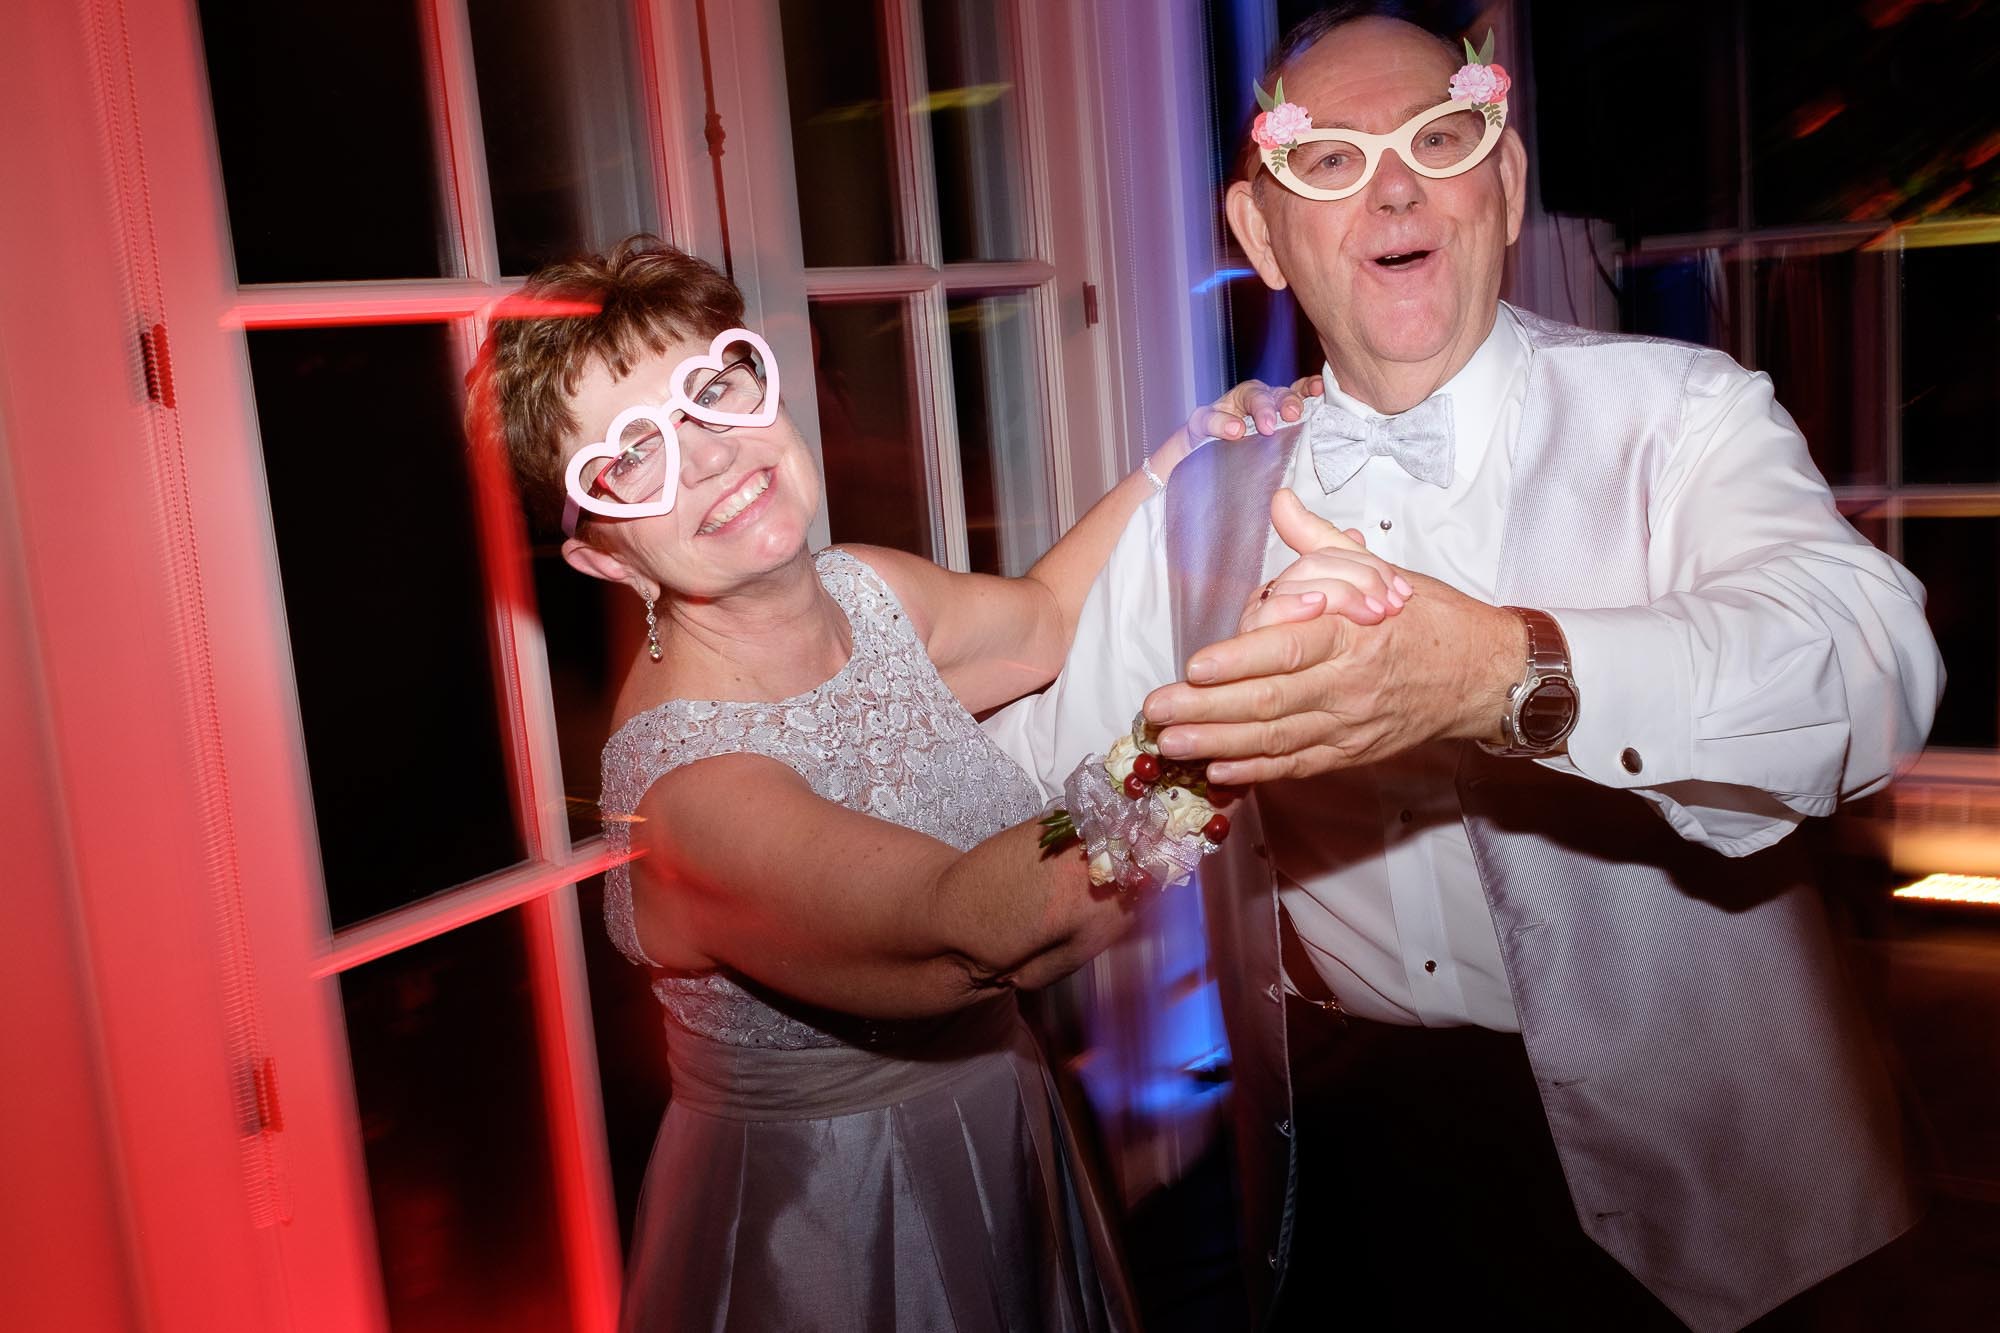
[1539,605,1694,790]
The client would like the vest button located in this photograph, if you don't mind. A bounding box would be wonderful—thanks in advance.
[1267,1250,1280,1269]
[1620,747,1643,774]
[1265,982,1282,1004]
[1275,1118,1292,1138]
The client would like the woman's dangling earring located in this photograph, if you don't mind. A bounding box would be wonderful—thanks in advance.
[644,595,663,662]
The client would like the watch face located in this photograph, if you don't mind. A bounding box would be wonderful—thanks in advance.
[1519,677,1578,747]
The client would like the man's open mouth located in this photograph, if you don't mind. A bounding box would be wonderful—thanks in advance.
[1374,249,1433,268]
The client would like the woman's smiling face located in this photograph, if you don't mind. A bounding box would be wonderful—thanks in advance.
[560,334,822,600]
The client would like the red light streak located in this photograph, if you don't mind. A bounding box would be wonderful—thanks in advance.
[219,294,600,331]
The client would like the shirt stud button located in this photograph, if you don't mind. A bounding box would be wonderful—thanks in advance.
[1379,518,1393,531]
[1620,747,1643,774]
[1424,959,1437,974]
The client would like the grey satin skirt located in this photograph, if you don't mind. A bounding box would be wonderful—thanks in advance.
[620,1001,1137,1332]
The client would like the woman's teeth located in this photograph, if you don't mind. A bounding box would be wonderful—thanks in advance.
[698,471,770,534]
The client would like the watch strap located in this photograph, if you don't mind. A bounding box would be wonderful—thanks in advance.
[1478,606,1577,757]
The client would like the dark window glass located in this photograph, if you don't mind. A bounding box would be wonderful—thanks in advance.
[465,0,661,275]
[1748,0,2000,227]
[1620,251,1738,351]
[248,325,521,926]
[922,0,1030,263]
[340,911,571,1332]
[1901,243,2000,486]
[575,876,671,1250]
[1902,517,2000,750]
[1530,0,1740,234]
[946,292,1051,575]
[810,300,933,557]
[197,0,448,283]
[1752,247,1888,487]
[533,549,620,844]
[779,0,905,267]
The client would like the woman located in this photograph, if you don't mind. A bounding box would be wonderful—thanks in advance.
[469,238,1398,1331]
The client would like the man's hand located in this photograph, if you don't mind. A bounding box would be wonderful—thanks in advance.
[1142,496,1526,785]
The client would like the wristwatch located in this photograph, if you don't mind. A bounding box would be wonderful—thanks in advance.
[1478,607,1578,757]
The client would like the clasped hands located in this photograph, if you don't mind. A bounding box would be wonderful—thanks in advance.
[1142,489,1525,786]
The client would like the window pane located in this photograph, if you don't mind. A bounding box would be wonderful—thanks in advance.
[1752,247,1888,487]
[947,293,1052,575]
[1528,0,1740,234]
[1748,0,2000,226]
[247,326,522,927]
[533,550,621,844]
[810,300,934,557]
[197,0,448,283]
[575,875,671,1250]
[1619,250,1738,352]
[1902,517,2000,750]
[779,0,906,267]
[466,0,661,275]
[340,910,572,1333]
[1901,243,2000,486]
[922,0,1031,263]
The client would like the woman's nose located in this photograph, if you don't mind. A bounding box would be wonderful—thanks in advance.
[679,425,740,483]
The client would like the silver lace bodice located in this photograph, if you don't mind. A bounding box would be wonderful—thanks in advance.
[598,548,1044,1049]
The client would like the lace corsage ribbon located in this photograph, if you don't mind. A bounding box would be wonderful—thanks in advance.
[1039,714,1234,892]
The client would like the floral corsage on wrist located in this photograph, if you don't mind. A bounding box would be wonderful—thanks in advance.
[1039,714,1234,893]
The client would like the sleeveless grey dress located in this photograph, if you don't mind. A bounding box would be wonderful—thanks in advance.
[600,549,1134,1333]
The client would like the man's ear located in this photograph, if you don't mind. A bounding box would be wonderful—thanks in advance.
[562,534,654,600]
[1498,127,1527,246]
[1225,180,1291,292]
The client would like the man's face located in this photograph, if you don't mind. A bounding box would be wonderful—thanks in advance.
[1227,18,1526,387]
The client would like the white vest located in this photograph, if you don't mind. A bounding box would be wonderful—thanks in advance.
[1162,307,1914,1332]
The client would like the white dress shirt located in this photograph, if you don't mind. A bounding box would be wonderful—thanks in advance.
[1252,307,1526,1027]
[983,303,1941,1031]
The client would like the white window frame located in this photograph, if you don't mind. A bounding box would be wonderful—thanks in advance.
[40,0,749,1326]
[19,0,1157,1326]
[710,0,1149,568]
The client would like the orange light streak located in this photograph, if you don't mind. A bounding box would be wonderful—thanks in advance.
[1893,873,2000,908]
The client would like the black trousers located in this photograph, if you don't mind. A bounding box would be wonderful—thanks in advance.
[1268,994,1686,1331]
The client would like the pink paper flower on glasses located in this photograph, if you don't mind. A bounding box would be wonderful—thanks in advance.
[1448,60,1510,106]
[1252,99,1315,151]
[1449,30,1510,123]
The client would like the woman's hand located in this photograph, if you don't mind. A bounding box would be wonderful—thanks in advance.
[1144,373,1326,490]
[1236,489,1415,632]
[1189,372,1325,443]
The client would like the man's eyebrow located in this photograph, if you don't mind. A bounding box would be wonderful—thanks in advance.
[1317,99,1446,132]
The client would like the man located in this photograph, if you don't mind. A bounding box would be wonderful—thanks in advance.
[986,7,1944,1331]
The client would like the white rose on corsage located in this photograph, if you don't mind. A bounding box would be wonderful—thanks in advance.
[1039,713,1234,891]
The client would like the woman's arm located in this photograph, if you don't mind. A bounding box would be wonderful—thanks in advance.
[628,753,1139,1020]
[862,376,1327,712]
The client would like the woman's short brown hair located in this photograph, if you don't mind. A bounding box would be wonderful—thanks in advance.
[467,236,745,534]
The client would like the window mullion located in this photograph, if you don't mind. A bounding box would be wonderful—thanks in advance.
[1883,239,1905,563]
[883,0,942,268]
[424,0,503,281]
[911,282,970,569]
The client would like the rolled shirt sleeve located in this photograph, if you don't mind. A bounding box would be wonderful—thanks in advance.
[1545,352,1944,856]
[983,493,1180,799]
